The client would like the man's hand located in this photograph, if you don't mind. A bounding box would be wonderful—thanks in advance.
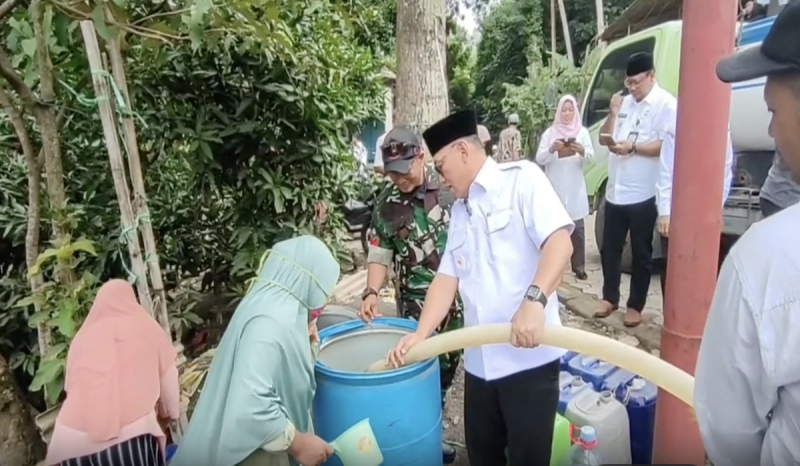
[658,215,670,238]
[359,294,382,323]
[386,331,426,368]
[609,91,624,116]
[510,300,546,348]
[610,140,633,156]
[288,432,334,466]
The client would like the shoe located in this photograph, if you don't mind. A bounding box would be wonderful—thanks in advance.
[442,442,457,464]
[574,271,588,280]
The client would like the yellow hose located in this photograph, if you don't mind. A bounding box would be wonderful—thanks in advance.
[366,324,694,407]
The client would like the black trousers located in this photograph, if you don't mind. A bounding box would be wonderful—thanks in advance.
[464,360,560,466]
[570,218,586,274]
[60,434,165,466]
[601,197,658,312]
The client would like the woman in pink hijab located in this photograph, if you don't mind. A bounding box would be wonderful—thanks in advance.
[535,94,595,280]
[46,280,180,466]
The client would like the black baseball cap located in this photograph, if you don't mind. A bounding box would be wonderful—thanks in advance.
[381,126,423,174]
[717,2,800,83]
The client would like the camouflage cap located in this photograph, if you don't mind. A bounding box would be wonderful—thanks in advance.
[381,126,423,175]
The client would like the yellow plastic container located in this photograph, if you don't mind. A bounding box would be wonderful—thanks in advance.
[329,418,384,466]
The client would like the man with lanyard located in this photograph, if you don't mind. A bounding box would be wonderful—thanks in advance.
[359,126,461,464]
[695,3,800,465]
[594,52,676,328]
[386,110,575,466]
[655,112,734,294]
[497,113,521,163]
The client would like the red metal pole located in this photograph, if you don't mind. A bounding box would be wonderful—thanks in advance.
[653,0,737,464]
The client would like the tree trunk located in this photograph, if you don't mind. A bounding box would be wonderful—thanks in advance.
[394,0,449,135]
[0,354,46,466]
[0,87,49,365]
[30,0,73,266]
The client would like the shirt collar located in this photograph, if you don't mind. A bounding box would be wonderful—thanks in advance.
[639,82,662,106]
[469,157,501,198]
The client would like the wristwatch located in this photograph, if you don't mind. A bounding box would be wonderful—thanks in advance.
[361,287,378,300]
[524,285,548,308]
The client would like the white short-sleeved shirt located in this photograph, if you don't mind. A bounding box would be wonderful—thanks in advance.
[656,115,734,217]
[608,84,677,205]
[438,158,574,381]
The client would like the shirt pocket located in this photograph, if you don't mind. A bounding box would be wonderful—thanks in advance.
[485,208,513,264]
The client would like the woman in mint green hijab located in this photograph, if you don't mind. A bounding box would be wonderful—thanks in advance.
[172,236,340,466]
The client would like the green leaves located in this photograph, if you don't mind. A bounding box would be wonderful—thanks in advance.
[92,5,119,43]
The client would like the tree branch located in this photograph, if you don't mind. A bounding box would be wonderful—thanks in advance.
[0,46,36,109]
[0,0,22,23]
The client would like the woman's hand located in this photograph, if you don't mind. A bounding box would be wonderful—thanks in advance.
[289,432,334,466]
[549,140,564,153]
[308,320,319,344]
[569,142,585,155]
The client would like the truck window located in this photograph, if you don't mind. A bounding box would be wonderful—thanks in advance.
[583,37,656,127]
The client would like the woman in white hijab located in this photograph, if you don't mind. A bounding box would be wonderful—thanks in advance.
[535,95,594,280]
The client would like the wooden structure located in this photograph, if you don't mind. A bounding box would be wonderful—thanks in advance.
[600,0,682,43]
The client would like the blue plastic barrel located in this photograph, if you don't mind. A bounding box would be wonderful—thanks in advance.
[566,355,618,391]
[614,377,658,465]
[314,318,443,466]
[165,444,177,463]
[560,351,578,370]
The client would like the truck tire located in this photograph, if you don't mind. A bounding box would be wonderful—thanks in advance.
[594,194,633,274]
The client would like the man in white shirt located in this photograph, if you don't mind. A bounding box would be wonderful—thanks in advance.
[594,52,677,327]
[386,110,575,466]
[695,4,800,466]
[655,116,734,294]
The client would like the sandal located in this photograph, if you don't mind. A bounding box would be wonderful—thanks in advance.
[623,309,643,327]
[594,301,618,318]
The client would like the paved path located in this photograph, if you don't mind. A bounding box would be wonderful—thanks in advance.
[558,212,663,351]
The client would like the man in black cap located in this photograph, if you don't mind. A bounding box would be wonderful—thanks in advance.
[358,125,461,464]
[695,3,800,465]
[385,110,575,466]
[594,51,677,328]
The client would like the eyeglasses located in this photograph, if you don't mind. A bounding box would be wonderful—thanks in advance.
[624,72,652,88]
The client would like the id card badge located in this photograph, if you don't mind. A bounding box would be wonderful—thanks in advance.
[627,131,639,143]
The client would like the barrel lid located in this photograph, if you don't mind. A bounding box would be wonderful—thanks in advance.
[572,376,585,387]
[629,377,647,391]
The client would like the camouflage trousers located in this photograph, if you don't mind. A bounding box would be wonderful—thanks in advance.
[398,298,464,408]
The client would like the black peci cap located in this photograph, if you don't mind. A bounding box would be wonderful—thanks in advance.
[717,2,800,83]
[626,52,654,77]
[422,110,479,157]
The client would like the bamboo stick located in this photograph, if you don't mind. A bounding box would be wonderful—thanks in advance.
[105,30,171,338]
[557,0,575,64]
[550,0,557,56]
[79,21,154,316]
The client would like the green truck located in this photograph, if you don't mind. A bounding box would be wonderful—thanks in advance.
[580,16,778,268]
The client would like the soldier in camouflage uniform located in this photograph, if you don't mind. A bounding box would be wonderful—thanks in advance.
[358,126,461,464]
[497,113,522,163]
